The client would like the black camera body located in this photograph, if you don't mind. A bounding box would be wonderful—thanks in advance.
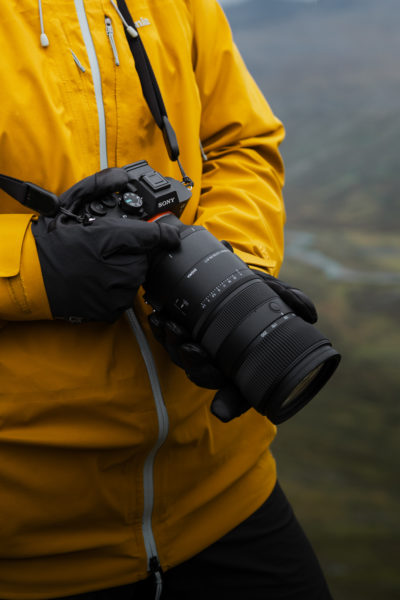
[86,160,191,221]
[85,160,340,424]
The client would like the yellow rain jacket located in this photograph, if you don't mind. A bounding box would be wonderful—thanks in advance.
[0,0,285,597]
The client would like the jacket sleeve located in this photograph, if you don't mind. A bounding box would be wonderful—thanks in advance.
[0,214,52,321]
[191,0,285,276]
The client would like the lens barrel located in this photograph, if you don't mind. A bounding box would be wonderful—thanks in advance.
[144,214,340,424]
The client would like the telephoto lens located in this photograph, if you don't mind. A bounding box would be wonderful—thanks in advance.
[144,214,340,424]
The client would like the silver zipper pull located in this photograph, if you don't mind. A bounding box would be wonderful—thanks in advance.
[70,48,86,72]
[105,16,120,66]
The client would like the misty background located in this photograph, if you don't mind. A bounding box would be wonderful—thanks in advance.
[218,1,400,598]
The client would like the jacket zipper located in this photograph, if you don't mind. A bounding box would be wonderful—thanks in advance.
[74,0,108,169]
[126,308,167,596]
[105,16,120,66]
[72,3,166,593]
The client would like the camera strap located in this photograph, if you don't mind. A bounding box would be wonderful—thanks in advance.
[0,173,60,216]
[0,1,193,214]
[114,0,193,187]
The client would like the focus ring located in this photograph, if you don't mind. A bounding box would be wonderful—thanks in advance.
[235,316,326,408]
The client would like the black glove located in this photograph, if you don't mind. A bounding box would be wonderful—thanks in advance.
[148,312,250,421]
[149,270,317,422]
[32,168,180,322]
[252,269,318,324]
[58,167,133,215]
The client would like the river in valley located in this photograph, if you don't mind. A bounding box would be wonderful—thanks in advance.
[284,231,400,285]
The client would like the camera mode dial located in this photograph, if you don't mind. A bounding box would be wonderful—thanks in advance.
[120,192,144,216]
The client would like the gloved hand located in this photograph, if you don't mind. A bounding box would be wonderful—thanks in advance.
[58,166,133,215]
[32,168,180,322]
[149,312,249,421]
[148,269,318,422]
[252,269,318,324]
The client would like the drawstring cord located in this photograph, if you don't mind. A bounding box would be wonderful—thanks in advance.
[110,0,138,38]
[38,0,49,47]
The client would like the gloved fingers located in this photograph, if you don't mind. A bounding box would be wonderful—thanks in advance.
[148,314,192,368]
[184,363,227,389]
[210,385,252,422]
[148,313,191,346]
[268,282,318,324]
[148,313,213,375]
[283,287,318,323]
[254,270,318,324]
[59,167,130,210]
[148,312,228,388]
[157,222,182,249]
[165,320,191,345]
[148,312,168,344]
[148,315,228,388]
[99,219,180,258]
[177,342,227,389]
[178,342,209,365]
[164,322,193,367]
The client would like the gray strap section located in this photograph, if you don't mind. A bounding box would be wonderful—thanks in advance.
[125,307,168,578]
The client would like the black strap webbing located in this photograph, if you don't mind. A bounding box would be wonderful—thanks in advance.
[116,0,180,162]
[0,173,59,216]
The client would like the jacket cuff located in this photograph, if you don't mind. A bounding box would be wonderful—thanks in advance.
[233,248,278,277]
[0,215,52,320]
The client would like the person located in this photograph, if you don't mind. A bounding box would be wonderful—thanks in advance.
[0,0,333,598]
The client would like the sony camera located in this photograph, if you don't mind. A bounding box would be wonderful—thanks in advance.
[87,160,340,424]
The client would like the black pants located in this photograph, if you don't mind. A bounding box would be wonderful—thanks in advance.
[52,483,333,600]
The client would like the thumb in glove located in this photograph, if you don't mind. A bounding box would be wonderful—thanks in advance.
[58,167,131,213]
[210,385,251,423]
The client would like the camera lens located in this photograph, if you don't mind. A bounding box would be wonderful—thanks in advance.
[282,364,325,408]
[145,215,340,424]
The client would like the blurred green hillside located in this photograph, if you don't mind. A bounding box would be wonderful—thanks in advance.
[221,1,400,598]
[278,251,400,600]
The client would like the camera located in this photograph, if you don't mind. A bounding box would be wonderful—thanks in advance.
[86,160,191,221]
[88,160,340,424]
